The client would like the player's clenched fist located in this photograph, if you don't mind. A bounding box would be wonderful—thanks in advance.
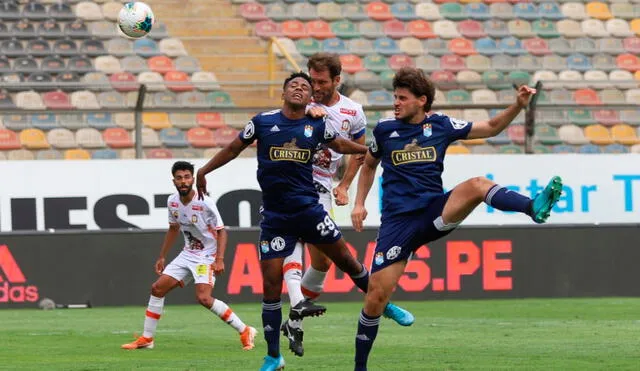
[351,204,368,232]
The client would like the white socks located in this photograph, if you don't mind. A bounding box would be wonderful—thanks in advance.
[210,299,247,333]
[142,295,164,338]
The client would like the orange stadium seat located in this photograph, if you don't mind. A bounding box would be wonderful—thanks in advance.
[187,127,217,148]
[449,38,476,55]
[616,54,640,72]
[340,55,365,74]
[148,55,175,74]
[384,20,409,39]
[214,127,240,147]
[165,71,194,92]
[0,129,21,150]
[307,20,334,39]
[367,2,394,21]
[196,112,227,129]
[574,89,601,105]
[103,127,133,148]
[407,20,436,39]
[446,145,471,154]
[282,20,308,39]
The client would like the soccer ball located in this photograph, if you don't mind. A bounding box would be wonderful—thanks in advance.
[117,2,155,39]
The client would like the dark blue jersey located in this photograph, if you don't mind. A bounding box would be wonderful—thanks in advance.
[239,109,337,214]
[369,113,473,218]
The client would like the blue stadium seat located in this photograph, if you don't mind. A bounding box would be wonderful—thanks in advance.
[92,149,118,159]
[499,37,526,55]
[578,144,602,154]
[367,90,394,107]
[475,37,500,55]
[602,144,629,153]
[486,129,511,145]
[133,39,161,58]
[514,3,539,21]
[552,144,575,153]
[160,128,189,147]
[466,3,490,21]
[87,113,115,130]
[31,114,58,130]
[390,3,416,21]
[373,37,401,56]
[566,54,592,72]
[538,2,564,20]
[322,38,348,54]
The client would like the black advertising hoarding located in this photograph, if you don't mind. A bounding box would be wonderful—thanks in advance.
[1,225,639,308]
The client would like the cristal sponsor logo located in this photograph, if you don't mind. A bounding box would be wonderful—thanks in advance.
[391,139,437,166]
[0,245,39,303]
[269,138,311,163]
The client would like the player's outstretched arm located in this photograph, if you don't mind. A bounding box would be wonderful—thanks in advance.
[327,136,368,154]
[156,223,181,275]
[196,137,250,199]
[334,135,366,206]
[351,152,380,232]
[467,85,536,139]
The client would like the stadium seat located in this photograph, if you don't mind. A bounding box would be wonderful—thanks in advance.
[391,3,417,21]
[415,3,441,20]
[470,144,497,154]
[415,55,440,71]
[543,55,568,71]
[558,124,589,144]
[600,88,626,104]
[15,91,45,110]
[592,54,617,71]
[147,56,176,74]
[90,149,117,159]
[566,54,592,72]
[595,37,624,55]
[133,39,161,58]
[626,89,640,106]
[340,55,365,74]
[0,128,21,150]
[561,3,587,20]
[141,112,171,130]
[110,72,139,92]
[446,144,471,154]
[489,3,512,20]
[358,21,384,39]
[349,89,369,106]
[131,127,162,148]
[593,110,619,126]
[192,72,220,92]
[159,128,189,148]
[240,2,267,21]
[514,3,538,20]
[373,37,401,56]
[76,127,106,148]
[368,90,394,107]
[448,89,472,104]
[471,89,497,104]
[611,3,635,21]
[440,3,466,20]
[484,20,510,38]
[173,148,202,159]
[207,91,234,108]
[623,37,640,55]
[584,125,613,146]
[180,91,210,108]
[631,19,640,37]
[440,54,466,71]
[355,71,382,90]
[152,91,178,108]
[164,71,194,92]
[424,38,450,56]
[137,71,165,92]
[603,143,629,154]
[75,1,103,20]
[616,54,640,72]
[467,55,491,71]
[606,19,633,38]
[20,128,49,149]
[195,112,226,129]
[307,20,334,39]
[459,20,486,39]
[498,145,523,154]
[449,38,476,56]
[342,4,368,21]
[41,91,73,110]
[611,124,639,145]
[254,20,282,38]
[323,38,348,54]
[63,148,91,160]
[430,70,457,88]
[331,20,359,40]
[34,149,63,160]
[507,20,534,38]
[517,55,543,72]
[175,56,201,74]
[13,58,38,75]
[552,144,575,154]
[535,124,562,145]
[145,148,172,159]
[568,108,595,126]
[94,56,122,74]
[483,70,509,89]
[30,114,57,131]
[466,3,490,20]
[384,20,409,39]
[533,19,560,38]
[98,91,126,109]
[523,37,551,55]
[475,37,500,55]
[434,20,461,38]
[585,2,612,21]
[103,128,133,148]
[187,127,216,147]
[581,19,609,38]
[86,113,113,130]
[499,36,526,55]
[318,3,343,21]
[367,2,394,21]
[214,127,240,147]
[573,38,596,56]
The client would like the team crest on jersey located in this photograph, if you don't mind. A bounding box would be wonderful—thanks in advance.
[304,125,313,137]
[191,215,197,223]
[423,123,432,137]
[269,138,311,163]
[172,211,179,219]
[374,252,384,266]
[243,121,255,139]
[341,120,350,132]
[260,240,269,254]
[391,139,437,166]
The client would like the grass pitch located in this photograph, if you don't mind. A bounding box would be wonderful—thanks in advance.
[2,298,640,370]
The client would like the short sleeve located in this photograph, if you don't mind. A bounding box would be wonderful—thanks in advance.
[204,197,224,229]
[167,199,178,224]
[350,106,366,140]
[368,124,383,158]
[318,116,337,144]
[444,115,473,143]
[238,115,259,144]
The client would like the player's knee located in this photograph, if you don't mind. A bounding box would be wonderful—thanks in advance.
[196,294,213,308]
[468,176,493,200]
[150,282,166,297]
[364,285,388,315]
[311,254,332,272]
[262,276,283,300]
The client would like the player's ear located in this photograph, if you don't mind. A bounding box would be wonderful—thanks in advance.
[334,74,341,86]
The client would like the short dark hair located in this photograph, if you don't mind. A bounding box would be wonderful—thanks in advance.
[283,71,313,89]
[307,53,342,79]
[171,161,194,176]
[392,67,436,111]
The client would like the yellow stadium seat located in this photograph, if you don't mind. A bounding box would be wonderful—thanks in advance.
[461,138,486,145]
[585,2,612,20]
[584,124,613,145]
[611,124,640,145]
[64,148,91,160]
[630,19,640,36]
[446,145,471,155]
[142,112,171,130]
[636,71,640,81]
[19,128,49,149]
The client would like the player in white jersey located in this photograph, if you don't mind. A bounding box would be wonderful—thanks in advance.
[121,161,256,351]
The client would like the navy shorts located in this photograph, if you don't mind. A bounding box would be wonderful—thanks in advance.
[258,203,342,260]
[371,191,458,273]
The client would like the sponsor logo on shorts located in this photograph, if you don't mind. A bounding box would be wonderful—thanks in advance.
[271,237,285,252]
[386,246,402,260]
[374,252,384,266]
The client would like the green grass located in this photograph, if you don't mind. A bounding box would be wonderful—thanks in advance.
[2,298,640,370]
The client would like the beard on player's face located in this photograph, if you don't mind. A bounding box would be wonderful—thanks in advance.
[174,180,193,196]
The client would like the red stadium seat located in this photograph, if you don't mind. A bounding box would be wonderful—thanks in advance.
[388,54,415,70]
[196,112,226,129]
[448,38,476,56]
[0,129,21,150]
[458,20,486,39]
[430,70,457,88]
[340,55,365,74]
[523,38,551,56]
[593,110,619,126]
[240,2,267,21]
[383,20,409,39]
[110,72,139,92]
[440,54,467,71]
[282,20,308,39]
[507,124,525,144]
[408,20,436,39]
[214,127,240,147]
[574,89,601,105]
[147,148,173,159]
[148,56,175,74]
[367,2,394,21]
[187,127,217,147]
[165,71,194,92]
[307,20,334,39]
[42,91,73,109]
[103,128,133,148]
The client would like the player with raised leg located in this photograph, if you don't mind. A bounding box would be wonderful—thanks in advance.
[280,53,414,358]
[121,161,256,351]
[350,67,563,370]
[196,72,410,371]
